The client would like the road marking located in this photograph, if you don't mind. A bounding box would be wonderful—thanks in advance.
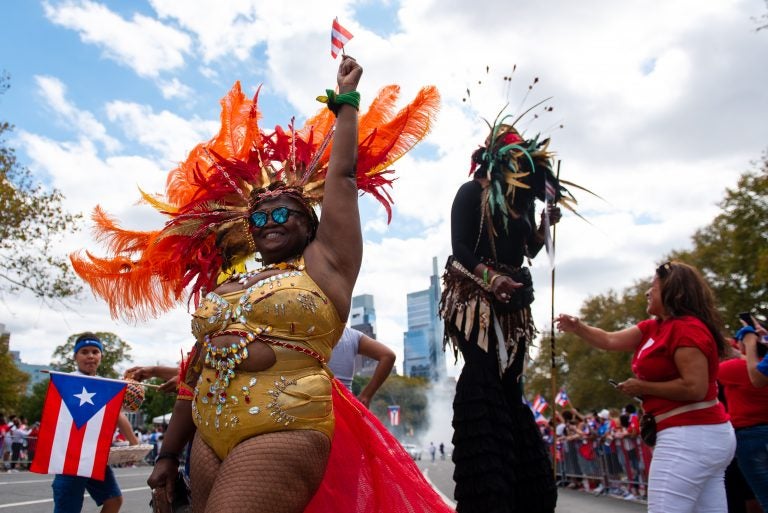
[422,468,457,507]
[0,499,55,508]
[0,478,52,485]
[0,486,150,509]
[0,471,148,485]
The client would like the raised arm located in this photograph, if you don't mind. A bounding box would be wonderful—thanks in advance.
[743,331,768,388]
[306,56,363,318]
[356,334,396,408]
[556,314,643,352]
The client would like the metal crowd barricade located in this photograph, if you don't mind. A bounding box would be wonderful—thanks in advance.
[2,434,38,471]
[552,436,649,500]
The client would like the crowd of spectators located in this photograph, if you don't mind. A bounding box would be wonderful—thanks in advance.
[0,414,39,472]
[536,311,768,512]
[3,309,768,512]
[0,412,164,471]
[539,404,649,501]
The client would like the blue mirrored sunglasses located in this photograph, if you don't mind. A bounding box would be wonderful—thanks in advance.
[249,206,305,228]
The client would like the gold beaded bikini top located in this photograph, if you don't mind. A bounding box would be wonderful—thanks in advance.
[191,258,344,362]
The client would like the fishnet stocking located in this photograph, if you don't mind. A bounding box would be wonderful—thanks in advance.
[190,432,221,513]
[191,430,330,513]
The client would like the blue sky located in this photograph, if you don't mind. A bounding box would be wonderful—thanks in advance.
[2,0,768,381]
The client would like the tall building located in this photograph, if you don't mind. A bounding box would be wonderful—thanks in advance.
[349,294,376,337]
[349,294,379,376]
[403,257,445,381]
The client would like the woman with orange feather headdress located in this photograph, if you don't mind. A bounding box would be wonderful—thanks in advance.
[71,57,454,513]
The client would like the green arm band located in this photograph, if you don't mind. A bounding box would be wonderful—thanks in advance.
[316,89,360,115]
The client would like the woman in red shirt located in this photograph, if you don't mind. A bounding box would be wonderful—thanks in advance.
[718,334,768,510]
[556,261,735,513]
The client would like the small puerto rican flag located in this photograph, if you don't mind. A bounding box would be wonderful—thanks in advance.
[555,388,570,407]
[31,372,127,480]
[541,177,557,269]
[331,17,354,59]
[388,405,401,426]
[532,394,549,414]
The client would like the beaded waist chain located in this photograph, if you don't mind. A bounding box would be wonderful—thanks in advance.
[210,329,327,365]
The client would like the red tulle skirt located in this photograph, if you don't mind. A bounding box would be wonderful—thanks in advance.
[305,379,456,513]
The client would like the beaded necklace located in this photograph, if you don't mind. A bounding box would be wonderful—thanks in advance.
[230,258,304,285]
[202,330,256,417]
[202,257,304,418]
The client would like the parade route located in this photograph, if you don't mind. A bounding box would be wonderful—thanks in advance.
[1,461,647,512]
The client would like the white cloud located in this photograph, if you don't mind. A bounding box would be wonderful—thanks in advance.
[157,77,194,100]
[105,100,218,163]
[43,0,192,77]
[34,75,121,153]
[8,0,768,381]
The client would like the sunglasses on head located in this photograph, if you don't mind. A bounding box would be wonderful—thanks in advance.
[656,261,674,278]
[249,206,305,228]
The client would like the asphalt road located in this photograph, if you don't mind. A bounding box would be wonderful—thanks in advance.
[0,468,152,513]
[417,457,647,513]
[1,462,646,512]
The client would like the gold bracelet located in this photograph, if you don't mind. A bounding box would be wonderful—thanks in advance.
[489,273,502,288]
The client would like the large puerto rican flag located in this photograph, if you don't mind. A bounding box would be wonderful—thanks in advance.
[31,372,127,480]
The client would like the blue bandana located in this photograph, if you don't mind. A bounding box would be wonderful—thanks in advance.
[73,338,103,355]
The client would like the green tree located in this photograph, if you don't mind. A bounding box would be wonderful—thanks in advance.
[0,343,30,413]
[755,0,768,31]
[354,374,430,435]
[0,71,82,302]
[528,154,768,411]
[670,156,768,331]
[138,379,176,427]
[19,380,48,423]
[527,280,650,412]
[51,332,133,378]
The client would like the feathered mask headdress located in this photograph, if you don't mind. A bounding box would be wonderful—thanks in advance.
[469,106,592,233]
[71,82,440,321]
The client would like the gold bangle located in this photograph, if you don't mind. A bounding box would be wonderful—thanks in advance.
[489,273,502,288]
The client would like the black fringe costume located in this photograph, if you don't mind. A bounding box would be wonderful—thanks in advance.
[440,178,557,513]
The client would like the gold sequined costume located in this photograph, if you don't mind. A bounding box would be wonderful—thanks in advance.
[186,259,343,460]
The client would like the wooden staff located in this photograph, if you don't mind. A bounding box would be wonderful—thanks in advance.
[40,369,163,388]
[549,160,561,478]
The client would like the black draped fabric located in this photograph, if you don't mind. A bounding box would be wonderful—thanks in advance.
[452,333,557,513]
[447,178,556,513]
[450,180,543,272]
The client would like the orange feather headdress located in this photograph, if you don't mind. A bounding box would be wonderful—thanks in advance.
[71,82,440,321]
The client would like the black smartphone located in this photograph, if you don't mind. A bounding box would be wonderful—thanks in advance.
[739,312,755,328]
[609,378,643,402]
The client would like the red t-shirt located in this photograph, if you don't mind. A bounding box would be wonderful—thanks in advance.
[718,357,768,429]
[627,413,640,436]
[633,316,729,431]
